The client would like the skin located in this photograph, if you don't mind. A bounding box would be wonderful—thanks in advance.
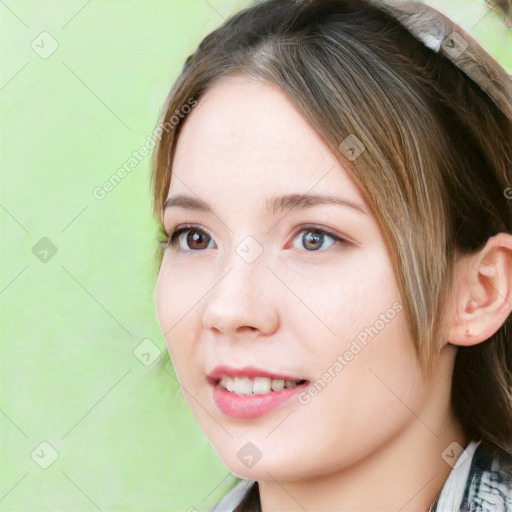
[154,74,512,511]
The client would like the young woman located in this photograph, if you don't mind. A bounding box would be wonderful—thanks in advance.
[151,0,512,510]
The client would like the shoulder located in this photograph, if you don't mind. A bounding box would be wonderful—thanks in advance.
[460,439,512,511]
[207,479,256,512]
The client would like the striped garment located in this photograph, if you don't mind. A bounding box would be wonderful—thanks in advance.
[209,440,512,511]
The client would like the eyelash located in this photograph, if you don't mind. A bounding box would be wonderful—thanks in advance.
[162,224,350,252]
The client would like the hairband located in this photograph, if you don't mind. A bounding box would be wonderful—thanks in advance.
[380,1,512,119]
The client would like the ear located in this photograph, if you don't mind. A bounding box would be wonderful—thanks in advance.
[445,232,512,347]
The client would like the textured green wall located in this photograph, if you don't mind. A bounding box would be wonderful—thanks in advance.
[1,1,510,511]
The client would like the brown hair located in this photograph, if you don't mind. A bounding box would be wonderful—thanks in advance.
[150,1,512,506]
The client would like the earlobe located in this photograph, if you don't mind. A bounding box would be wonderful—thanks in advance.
[446,233,512,347]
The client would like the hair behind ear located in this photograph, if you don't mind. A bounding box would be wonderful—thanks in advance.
[452,316,512,452]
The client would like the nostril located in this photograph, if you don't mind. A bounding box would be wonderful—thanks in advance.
[236,325,258,333]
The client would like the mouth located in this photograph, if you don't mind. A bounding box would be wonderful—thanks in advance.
[206,365,309,396]
[206,365,310,418]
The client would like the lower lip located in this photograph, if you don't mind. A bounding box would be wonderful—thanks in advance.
[212,381,309,418]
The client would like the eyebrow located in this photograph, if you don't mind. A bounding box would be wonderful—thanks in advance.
[163,193,368,216]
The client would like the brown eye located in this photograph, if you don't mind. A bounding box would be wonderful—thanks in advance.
[186,229,211,250]
[169,227,215,251]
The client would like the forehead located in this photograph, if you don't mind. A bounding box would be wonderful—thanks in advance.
[169,74,363,206]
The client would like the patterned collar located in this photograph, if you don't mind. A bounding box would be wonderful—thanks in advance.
[430,440,512,512]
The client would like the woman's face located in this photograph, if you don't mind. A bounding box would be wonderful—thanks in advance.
[154,74,435,481]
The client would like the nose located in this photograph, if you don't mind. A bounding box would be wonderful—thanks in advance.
[201,254,280,337]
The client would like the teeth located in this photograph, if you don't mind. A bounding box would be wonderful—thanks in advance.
[234,377,253,395]
[253,377,271,395]
[271,379,285,392]
[218,376,304,395]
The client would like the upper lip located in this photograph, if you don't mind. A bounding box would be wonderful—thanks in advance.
[207,365,308,384]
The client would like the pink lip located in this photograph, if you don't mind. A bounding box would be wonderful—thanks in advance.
[211,381,309,418]
[207,365,309,419]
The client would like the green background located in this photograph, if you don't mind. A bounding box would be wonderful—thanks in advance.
[0,1,510,510]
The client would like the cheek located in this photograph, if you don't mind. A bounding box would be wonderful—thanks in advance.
[154,254,214,331]
[273,251,419,460]
[277,248,401,348]
[154,257,205,374]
